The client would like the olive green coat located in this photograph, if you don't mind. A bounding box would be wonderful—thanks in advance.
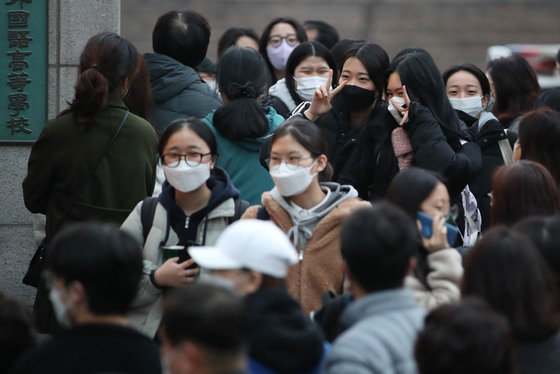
[23,94,158,241]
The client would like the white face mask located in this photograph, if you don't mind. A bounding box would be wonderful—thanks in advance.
[449,96,483,118]
[205,79,217,93]
[163,160,211,193]
[49,288,72,328]
[269,160,317,197]
[388,96,406,124]
[295,76,329,101]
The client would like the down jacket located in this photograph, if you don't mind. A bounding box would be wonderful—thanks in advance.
[144,53,222,133]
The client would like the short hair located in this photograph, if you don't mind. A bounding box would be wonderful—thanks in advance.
[442,63,491,96]
[415,298,515,374]
[152,10,210,68]
[518,108,560,187]
[491,160,560,226]
[487,55,540,126]
[46,222,143,315]
[217,27,259,58]
[0,292,37,373]
[462,227,560,340]
[535,87,560,113]
[514,215,560,292]
[284,41,338,105]
[341,202,417,292]
[161,283,248,353]
[302,20,340,49]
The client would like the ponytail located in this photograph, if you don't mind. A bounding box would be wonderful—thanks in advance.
[213,96,269,140]
[63,32,138,131]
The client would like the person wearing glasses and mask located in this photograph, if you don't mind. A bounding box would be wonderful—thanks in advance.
[121,118,248,338]
[242,117,370,314]
[259,17,307,82]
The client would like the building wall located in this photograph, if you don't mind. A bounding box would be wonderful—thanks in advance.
[122,0,560,70]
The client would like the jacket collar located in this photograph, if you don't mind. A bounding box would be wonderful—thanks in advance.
[341,288,420,329]
[106,93,127,110]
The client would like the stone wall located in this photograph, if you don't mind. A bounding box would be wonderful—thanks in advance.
[122,0,560,71]
[0,0,121,306]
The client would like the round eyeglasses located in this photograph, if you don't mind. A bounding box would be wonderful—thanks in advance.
[266,156,314,170]
[162,152,212,168]
[268,34,300,47]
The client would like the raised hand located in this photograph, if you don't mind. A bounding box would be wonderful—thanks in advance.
[304,69,347,122]
[390,85,411,126]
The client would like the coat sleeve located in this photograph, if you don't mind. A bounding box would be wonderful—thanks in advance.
[404,103,482,194]
[323,337,385,374]
[22,126,55,214]
[241,205,259,219]
[121,201,162,307]
[405,248,463,310]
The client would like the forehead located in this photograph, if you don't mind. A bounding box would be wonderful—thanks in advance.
[387,72,402,89]
[270,22,296,37]
[296,56,329,69]
[342,57,368,74]
[271,134,309,154]
[164,128,210,151]
[446,70,481,88]
[424,182,449,203]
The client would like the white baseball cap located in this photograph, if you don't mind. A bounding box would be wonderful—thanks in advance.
[188,219,299,278]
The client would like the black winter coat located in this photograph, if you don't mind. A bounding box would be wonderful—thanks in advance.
[458,110,517,231]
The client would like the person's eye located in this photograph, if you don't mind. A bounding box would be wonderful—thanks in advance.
[270,157,281,163]
[359,77,369,82]
[340,75,349,80]
[387,93,394,99]
[468,91,478,95]
[288,156,301,163]
[448,91,457,96]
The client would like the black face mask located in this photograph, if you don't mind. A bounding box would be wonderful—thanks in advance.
[338,85,376,112]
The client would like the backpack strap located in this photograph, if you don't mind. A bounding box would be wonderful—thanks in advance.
[140,197,159,243]
[256,206,270,221]
[229,198,250,224]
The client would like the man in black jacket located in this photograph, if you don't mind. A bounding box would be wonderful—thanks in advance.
[11,223,161,374]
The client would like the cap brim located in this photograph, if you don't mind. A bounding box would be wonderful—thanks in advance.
[188,246,242,270]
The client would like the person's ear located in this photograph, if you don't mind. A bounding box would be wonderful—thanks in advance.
[210,155,217,170]
[68,281,88,307]
[481,94,490,108]
[314,154,327,174]
[183,342,203,373]
[407,257,417,276]
[245,271,263,294]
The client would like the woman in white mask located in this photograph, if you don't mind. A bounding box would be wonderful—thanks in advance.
[265,41,338,119]
[242,117,370,314]
[443,64,517,231]
[121,118,248,338]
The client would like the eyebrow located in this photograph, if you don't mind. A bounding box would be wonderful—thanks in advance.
[447,84,479,88]
[166,145,202,151]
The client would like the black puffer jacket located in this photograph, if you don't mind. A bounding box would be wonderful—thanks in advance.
[458,110,517,231]
[338,101,482,202]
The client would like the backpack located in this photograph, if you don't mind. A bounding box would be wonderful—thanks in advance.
[140,197,250,243]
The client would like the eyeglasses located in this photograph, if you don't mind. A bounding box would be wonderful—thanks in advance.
[268,34,300,47]
[266,156,314,170]
[162,152,212,168]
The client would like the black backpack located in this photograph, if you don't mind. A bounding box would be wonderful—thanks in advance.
[140,197,250,243]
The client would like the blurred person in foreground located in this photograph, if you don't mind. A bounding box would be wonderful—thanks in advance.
[323,202,424,374]
[159,283,249,374]
[11,223,161,374]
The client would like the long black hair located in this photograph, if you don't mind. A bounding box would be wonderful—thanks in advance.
[397,53,462,138]
[339,42,389,105]
[217,27,259,58]
[214,47,270,141]
[284,41,338,105]
[442,63,491,96]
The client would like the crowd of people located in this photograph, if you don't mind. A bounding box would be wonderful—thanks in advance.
[3,7,560,374]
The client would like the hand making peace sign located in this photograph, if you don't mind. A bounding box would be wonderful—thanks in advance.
[304,69,347,122]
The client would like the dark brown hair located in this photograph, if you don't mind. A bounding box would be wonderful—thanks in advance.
[123,52,153,122]
[271,116,333,182]
[491,160,560,226]
[64,32,138,130]
[518,108,560,187]
[462,227,560,341]
[487,56,540,126]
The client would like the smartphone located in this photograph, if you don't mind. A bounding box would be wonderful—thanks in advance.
[417,211,459,247]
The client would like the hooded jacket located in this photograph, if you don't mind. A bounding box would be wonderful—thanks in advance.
[203,107,284,205]
[144,53,222,133]
[264,78,299,119]
[121,167,240,337]
[246,289,327,374]
[242,184,371,313]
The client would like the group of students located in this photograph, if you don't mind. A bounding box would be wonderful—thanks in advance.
[7,6,560,374]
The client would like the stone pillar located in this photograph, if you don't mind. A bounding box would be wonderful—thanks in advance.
[0,0,120,306]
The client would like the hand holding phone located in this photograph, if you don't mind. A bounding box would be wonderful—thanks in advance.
[417,211,459,251]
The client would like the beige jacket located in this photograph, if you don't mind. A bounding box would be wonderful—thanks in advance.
[405,248,463,310]
[242,192,370,313]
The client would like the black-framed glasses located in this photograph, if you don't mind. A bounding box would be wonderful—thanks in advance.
[162,152,212,168]
[268,34,300,47]
[266,156,314,170]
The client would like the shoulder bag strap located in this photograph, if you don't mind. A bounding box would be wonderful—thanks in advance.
[52,110,129,236]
